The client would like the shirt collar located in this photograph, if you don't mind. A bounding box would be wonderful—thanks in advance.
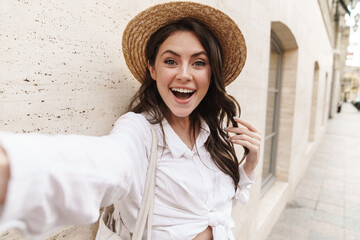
[151,115,211,159]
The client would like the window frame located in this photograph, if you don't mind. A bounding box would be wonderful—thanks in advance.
[261,33,284,194]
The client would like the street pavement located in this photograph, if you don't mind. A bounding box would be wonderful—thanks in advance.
[267,102,360,240]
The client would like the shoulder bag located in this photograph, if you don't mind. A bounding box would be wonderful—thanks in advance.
[96,125,157,240]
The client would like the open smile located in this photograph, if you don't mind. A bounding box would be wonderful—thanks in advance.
[170,87,196,101]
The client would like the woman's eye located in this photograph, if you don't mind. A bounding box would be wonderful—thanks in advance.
[194,60,206,66]
[164,59,177,65]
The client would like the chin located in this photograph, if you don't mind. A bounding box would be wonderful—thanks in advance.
[172,112,192,118]
[169,108,194,119]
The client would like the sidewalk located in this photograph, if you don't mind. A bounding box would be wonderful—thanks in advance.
[267,103,360,240]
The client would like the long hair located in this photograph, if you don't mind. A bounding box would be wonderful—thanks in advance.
[128,18,248,188]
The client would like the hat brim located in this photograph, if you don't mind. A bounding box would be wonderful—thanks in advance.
[122,1,247,86]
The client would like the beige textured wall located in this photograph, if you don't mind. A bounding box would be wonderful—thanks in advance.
[0,0,143,136]
[0,0,333,239]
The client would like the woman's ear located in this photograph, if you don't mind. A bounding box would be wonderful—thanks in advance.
[148,61,156,81]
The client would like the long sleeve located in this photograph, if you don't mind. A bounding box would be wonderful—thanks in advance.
[0,112,152,239]
[234,164,255,205]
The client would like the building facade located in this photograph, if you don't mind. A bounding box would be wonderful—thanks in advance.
[342,66,360,101]
[319,0,351,117]
[0,0,350,239]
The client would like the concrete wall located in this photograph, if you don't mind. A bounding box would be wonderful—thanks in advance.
[0,0,334,239]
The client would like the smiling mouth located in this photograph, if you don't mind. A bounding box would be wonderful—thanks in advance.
[170,88,196,100]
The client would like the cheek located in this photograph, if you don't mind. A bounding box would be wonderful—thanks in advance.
[199,71,211,92]
[158,70,177,88]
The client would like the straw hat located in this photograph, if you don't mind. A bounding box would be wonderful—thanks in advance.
[122,1,247,86]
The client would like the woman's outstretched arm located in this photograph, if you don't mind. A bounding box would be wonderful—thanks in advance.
[0,112,152,239]
[0,133,135,239]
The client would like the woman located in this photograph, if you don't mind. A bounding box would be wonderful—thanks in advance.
[0,2,260,240]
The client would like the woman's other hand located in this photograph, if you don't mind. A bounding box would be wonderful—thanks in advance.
[0,146,10,205]
[225,117,261,176]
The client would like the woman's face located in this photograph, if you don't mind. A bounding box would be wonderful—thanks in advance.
[148,31,211,120]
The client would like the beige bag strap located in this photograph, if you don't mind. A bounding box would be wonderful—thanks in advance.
[132,125,157,240]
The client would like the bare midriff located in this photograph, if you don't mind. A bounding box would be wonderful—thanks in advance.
[193,226,212,240]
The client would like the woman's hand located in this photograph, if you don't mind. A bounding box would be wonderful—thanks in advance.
[0,146,10,205]
[225,117,261,176]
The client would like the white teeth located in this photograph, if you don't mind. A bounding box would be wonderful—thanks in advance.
[170,88,195,93]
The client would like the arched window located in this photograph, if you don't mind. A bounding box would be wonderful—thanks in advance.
[309,62,320,142]
[262,33,283,190]
[322,73,329,125]
[261,22,298,191]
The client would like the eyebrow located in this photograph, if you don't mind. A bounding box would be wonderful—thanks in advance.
[160,50,208,58]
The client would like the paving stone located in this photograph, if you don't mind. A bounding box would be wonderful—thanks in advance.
[345,229,360,240]
[345,200,360,220]
[322,178,344,192]
[344,194,360,204]
[344,177,360,186]
[308,230,342,240]
[293,184,321,201]
[290,197,317,210]
[326,165,344,173]
[268,222,309,240]
[316,202,344,217]
[303,169,326,182]
[344,185,360,195]
[344,217,360,233]
[309,220,344,239]
[266,234,292,240]
[300,178,323,190]
[276,207,314,229]
[313,209,344,227]
[318,190,344,206]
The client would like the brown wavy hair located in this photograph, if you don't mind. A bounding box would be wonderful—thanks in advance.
[128,18,248,188]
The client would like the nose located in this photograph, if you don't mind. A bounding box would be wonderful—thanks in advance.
[177,64,192,82]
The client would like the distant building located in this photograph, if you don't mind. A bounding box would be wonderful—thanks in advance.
[320,0,351,118]
[342,66,360,101]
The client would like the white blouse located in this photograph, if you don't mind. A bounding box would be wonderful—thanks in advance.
[0,112,254,240]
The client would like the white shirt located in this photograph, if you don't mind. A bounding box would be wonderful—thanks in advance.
[0,112,254,240]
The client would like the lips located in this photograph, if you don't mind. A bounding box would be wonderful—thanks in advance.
[170,87,196,100]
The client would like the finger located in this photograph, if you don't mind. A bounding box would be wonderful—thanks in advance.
[230,134,260,147]
[225,127,261,141]
[233,117,261,133]
[230,139,259,153]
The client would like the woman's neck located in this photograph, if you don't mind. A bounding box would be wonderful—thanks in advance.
[167,114,199,150]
